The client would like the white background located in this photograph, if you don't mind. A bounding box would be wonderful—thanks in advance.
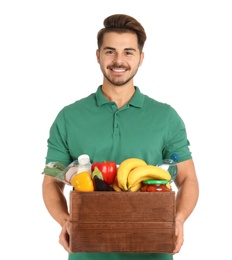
[1,0,231,259]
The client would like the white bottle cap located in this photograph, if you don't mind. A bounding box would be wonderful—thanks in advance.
[78,154,90,164]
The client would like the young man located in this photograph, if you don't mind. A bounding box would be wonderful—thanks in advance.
[42,14,199,260]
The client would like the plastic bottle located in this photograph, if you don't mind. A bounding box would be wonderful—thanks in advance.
[76,154,92,175]
[65,154,92,185]
[156,153,179,183]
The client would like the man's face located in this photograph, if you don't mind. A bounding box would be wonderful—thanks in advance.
[96,32,144,86]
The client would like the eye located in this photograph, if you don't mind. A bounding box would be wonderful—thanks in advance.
[106,50,115,55]
[125,51,134,56]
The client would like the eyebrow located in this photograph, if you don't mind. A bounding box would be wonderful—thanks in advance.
[103,46,137,52]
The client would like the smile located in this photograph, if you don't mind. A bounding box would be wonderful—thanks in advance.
[112,68,126,72]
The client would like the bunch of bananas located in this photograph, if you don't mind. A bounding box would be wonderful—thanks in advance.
[112,158,171,192]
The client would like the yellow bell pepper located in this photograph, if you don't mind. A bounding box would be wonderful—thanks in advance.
[71,171,94,192]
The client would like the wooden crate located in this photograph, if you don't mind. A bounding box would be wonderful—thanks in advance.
[69,191,176,253]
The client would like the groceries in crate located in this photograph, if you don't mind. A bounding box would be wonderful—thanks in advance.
[42,156,117,191]
[43,161,68,183]
[156,153,179,183]
[42,154,177,192]
[71,171,95,192]
[91,161,117,185]
[91,166,114,191]
[75,154,92,175]
[42,154,92,185]
[141,179,171,192]
[113,158,172,192]
[65,154,92,183]
[92,176,114,191]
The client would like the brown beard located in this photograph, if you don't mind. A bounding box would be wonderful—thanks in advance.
[103,61,140,86]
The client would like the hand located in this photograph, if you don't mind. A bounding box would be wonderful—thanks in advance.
[172,219,184,254]
[59,220,73,253]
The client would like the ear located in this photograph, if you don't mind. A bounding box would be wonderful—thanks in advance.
[139,52,144,66]
[96,49,100,63]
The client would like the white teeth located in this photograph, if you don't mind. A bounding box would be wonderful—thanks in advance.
[113,69,125,72]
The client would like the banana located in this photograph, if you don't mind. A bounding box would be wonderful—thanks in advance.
[112,178,123,192]
[128,182,142,192]
[112,176,142,192]
[127,165,171,189]
[117,158,147,190]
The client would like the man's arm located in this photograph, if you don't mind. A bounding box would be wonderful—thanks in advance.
[42,175,71,252]
[173,159,199,253]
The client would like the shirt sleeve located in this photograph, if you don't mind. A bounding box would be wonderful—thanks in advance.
[45,109,72,165]
[163,106,192,162]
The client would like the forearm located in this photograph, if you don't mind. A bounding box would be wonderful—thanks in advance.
[175,177,199,224]
[42,175,70,226]
[174,159,199,224]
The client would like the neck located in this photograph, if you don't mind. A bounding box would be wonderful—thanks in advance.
[101,83,135,109]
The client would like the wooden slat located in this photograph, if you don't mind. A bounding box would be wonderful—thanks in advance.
[70,191,175,222]
[69,191,176,253]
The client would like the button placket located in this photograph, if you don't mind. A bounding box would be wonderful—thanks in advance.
[113,112,119,133]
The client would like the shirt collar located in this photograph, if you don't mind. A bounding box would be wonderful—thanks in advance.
[95,85,144,108]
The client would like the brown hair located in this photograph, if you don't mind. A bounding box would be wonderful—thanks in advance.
[97,14,147,53]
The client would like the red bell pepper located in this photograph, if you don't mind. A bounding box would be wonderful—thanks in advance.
[91,161,117,185]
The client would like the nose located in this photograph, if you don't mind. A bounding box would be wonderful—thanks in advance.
[113,53,124,64]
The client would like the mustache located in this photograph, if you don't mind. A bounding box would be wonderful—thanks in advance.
[107,63,130,70]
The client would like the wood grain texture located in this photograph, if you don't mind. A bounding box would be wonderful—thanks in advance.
[69,191,176,253]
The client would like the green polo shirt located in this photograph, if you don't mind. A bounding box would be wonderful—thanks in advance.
[45,85,192,260]
[46,85,191,167]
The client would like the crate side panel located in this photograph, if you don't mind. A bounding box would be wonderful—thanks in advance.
[70,191,175,223]
[70,222,175,253]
